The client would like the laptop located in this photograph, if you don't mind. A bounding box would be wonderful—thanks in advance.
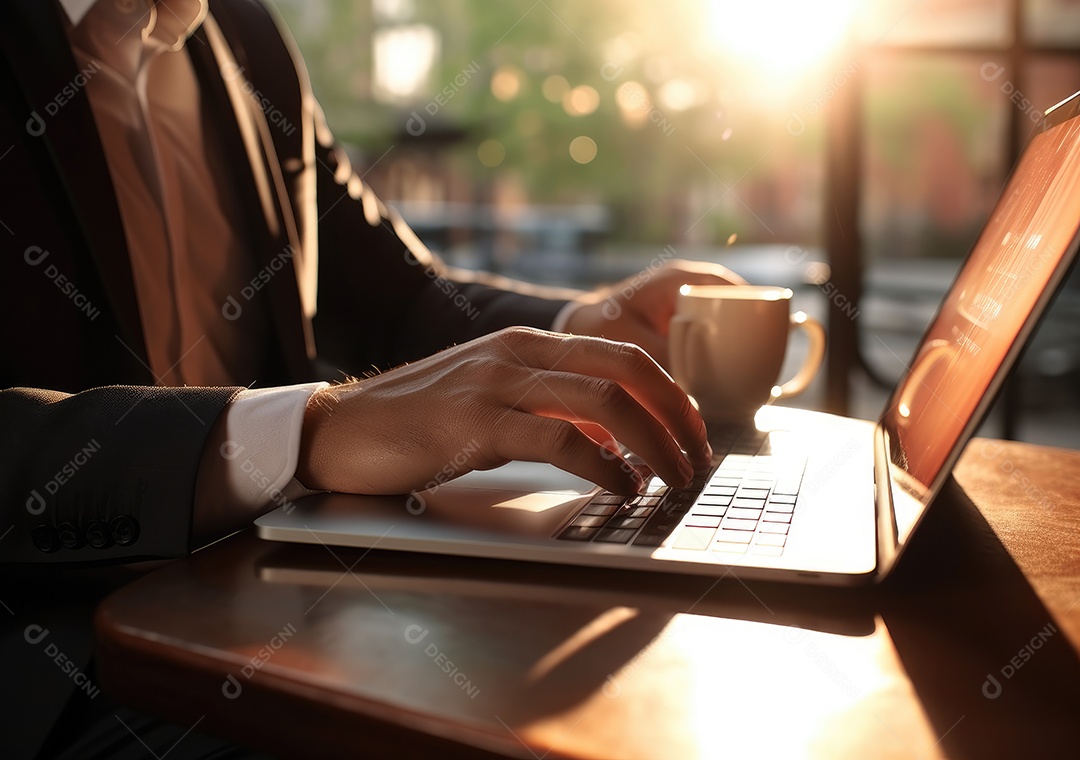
[257,90,1080,586]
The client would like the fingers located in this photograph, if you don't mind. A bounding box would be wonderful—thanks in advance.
[514,371,693,487]
[657,260,749,287]
[488,330,708,472]
[574,421,624,457]
[501,330,711,469]
[492,411,644,494]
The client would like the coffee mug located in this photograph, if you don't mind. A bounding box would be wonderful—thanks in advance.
[669,285,825,422]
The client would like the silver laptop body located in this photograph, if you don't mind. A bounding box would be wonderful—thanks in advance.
[257,91,1080,586]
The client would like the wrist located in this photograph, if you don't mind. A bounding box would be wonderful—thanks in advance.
[296,386,335,489]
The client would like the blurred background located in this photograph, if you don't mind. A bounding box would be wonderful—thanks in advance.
[271,0,1080,448]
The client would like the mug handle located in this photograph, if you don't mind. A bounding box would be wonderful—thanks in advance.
[774,311,826,399]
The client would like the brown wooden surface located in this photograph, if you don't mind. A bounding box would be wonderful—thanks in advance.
[95,439,1080,759]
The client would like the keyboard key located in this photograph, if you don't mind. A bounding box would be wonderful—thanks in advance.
[674,526,716,550]
[715,529,754,544]
[758,522,790,535]
[572,515,610,528]
[726,507,764,521]
[704,485,738,497]
[762,512,793,524]
[773,475,804,496]
[732,497,767,508]
[591,494,626,505]
[642,478,669,495]
[690,505,727,517]
[558,526,598,541]
[583,503,620,517]
[737,487,771,498]
[722,518,760,532]
[769,493,797,505]
[662,490,696,511]
[633,532,667,547]
[685,516,722,529]
[697,494,733,507]
[607,516,646,530]
[626,506,655,518]
[632,496,663,508]
[755,533,787,547]
[595,528,637,544]
[743,479,775,490]
[719,454,754,468]
[764,502,795,514]
[752,545,784,557]
[689,471,715,490]
[710,478,743,489]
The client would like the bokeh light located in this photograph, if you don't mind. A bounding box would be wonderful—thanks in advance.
[477,139,506,167]
[491,65,523,101]
[569,136,598,164]
[563,85,600,116]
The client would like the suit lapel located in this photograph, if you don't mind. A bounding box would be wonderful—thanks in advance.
[0,0,148,367]
[187,19,315,382]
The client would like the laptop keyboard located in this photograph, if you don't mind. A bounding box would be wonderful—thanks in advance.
[555,431,806,558]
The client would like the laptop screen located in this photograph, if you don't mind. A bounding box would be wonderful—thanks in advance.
[881,92,1080,546]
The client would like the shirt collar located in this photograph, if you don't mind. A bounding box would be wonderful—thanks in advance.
[59,0,208,53]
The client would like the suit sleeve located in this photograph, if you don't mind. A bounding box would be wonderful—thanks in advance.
[310,109,576,371]
[0,385,240,563]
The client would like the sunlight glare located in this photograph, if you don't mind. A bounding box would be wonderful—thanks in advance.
[706,0,858,79]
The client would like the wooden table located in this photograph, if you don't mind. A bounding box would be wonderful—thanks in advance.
[95,439,1080,759]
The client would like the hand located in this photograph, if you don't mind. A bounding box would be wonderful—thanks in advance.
[564,260,747,367]
[296,327,711,496]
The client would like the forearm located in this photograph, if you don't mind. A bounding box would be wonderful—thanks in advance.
[312,116,578,370]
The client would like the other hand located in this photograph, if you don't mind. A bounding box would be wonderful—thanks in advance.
[564,259,747,367]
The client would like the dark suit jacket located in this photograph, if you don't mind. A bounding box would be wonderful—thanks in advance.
[0,0,568,565]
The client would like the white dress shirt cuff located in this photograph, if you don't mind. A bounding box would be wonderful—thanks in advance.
[218,382,329,511]
[551,300,586,333]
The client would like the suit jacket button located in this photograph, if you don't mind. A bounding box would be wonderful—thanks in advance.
[31,525,60,553]
[57,522,83,550]
[110,515,139,546]
[85,520,111,549]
